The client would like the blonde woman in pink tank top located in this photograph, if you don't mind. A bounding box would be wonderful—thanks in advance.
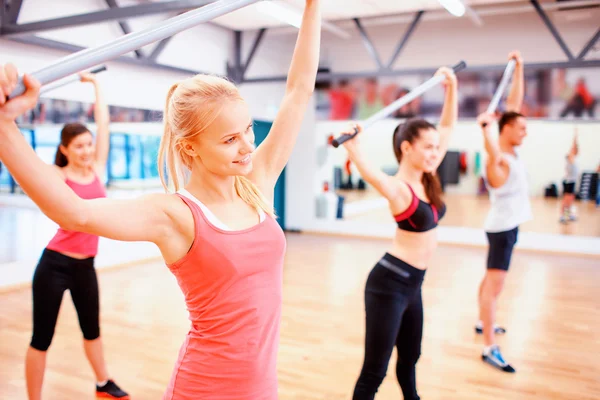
[0,1,321,398]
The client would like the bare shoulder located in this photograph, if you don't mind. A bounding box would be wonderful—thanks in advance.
[149,192,193,223]
[386,178,413,214]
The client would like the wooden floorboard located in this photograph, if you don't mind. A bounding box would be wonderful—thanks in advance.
[0,233,599,399]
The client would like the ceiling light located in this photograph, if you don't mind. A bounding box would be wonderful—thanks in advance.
[438,0,466,17]
[257,1,301,28]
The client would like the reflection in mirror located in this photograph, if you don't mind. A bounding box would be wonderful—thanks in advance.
[315,119,599,238]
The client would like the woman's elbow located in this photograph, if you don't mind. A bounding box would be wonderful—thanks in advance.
[59,203,90,232]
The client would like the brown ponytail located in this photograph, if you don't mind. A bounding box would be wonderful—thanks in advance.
[392,119,444,210]
[421,172,443,210]
[54,123,90,167]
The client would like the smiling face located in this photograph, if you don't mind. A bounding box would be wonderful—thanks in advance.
[400,127,441,173]
[184,99,256,177]
[393,119,440,174]
[60,131,95,169]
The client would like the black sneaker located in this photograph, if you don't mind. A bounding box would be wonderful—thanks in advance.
[475,322,506,335]
[96,380,129,399]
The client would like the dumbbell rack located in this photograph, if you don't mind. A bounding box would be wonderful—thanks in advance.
[578,172,599,201]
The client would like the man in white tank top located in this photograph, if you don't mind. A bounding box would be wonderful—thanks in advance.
[475,51,530,374]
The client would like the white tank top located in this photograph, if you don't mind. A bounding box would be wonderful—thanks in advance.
[483,152,533,233]
[564,158,578,183]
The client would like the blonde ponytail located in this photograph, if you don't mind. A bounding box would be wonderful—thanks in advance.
[234,176,276,219]
[158,82,181,192]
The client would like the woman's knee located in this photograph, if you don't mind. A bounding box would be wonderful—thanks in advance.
[30,333,53,352]
[397,346,421,367]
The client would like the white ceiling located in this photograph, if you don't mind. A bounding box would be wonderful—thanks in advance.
[208,0,530,30]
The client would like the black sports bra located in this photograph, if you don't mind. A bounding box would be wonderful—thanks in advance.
[393,184,446,232]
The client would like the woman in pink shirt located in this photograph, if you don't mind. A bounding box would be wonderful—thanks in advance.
[18,73,129,400]
[0,1,321,398]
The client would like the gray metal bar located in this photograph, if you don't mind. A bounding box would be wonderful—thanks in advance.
[0,0,214,37]
[387,11,423,69]
[9,35,202,76]
[242,28,266,79]
[8,0,260,98]
[105,0,145,59]
[577,28,600,60]
[242,59,600,84]
[148,37,173,61]
[530,0,574,60]
[353,18,384,70]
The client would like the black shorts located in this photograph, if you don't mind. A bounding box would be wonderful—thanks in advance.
[485,227,519,271]
[563,180,575,194]
[30,249,100,351]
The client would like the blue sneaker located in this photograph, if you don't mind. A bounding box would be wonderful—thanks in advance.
[482,345,516,373]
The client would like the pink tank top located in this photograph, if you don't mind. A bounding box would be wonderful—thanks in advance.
[46,174,107,257]
[163,193,286,400]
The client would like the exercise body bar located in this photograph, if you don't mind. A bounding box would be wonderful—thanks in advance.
[331,60,467,148]
[8,0,260,99]
[39,65,107,95]
[480,58,516,128]
[486,58,516,114]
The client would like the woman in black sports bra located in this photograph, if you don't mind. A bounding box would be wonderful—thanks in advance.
[339,67,458,400]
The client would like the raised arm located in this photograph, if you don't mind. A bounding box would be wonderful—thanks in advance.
[478,112,508,188]
[567,127,578,162]
[434,66,458,169]
[249,0,321,193]
[505,51,524,113]
[80,73,110,178]
[339,124,405,204]
[0,65,175,247]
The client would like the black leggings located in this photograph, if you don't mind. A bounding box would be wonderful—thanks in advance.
[30,248,100,351]
[353,253,425,400]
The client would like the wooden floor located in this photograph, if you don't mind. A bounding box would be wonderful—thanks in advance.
[1,233,599,399]
[338,190,600,237]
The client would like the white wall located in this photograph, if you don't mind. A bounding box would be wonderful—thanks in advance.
[315,119,600,196]
[238,81,287,121]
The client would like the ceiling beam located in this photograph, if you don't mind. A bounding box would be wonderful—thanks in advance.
[241,28,266,80]
[105,0,145,59]
[6,0,23,24]
[530,0,574,60]
[242,59,600,84]
[577,28,600,60]
[387,11,423,69]
[0,0,214,37]
[353,18,384,70]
